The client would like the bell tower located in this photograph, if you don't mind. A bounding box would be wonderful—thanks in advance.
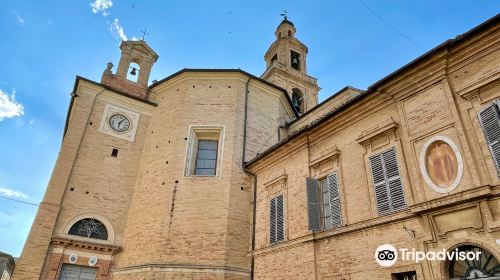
[101,40,159,99]
[262,16,320,114]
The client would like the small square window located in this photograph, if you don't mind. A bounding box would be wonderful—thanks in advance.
[111,148,118,157]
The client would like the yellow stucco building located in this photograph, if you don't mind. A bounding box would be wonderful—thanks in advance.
[12,14,500,280]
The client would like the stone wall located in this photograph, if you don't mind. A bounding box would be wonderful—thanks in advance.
[248,17,500,280]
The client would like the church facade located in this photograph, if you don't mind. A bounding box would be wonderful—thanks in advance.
[12,14,500,280]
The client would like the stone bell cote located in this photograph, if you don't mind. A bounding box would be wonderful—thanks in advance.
[101,40,159,99]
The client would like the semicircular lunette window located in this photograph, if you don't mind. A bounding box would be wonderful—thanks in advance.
[68,218,108,240]
[448,245,500,279]
[425,140,459,188]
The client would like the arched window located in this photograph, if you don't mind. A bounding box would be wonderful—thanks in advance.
[292,88,304,114]
[126,62,140,83]
[448,244,500,279]
[68,218,108,240]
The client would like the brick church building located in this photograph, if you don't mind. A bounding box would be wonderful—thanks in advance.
[12,14,500,280]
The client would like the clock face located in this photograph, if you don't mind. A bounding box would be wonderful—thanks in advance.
[109,114,131,132]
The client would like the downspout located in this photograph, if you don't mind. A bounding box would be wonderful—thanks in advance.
[247,169,257,280]
[242,77,251,165]
[241,77,257,279]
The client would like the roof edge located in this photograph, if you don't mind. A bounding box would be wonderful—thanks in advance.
[63,76,158,138]
[285,86,365,127]
[245,13,500,168]
[149,68,299,117]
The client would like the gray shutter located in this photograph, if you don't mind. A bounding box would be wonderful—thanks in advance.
[269,197,276,244]
[306,178,321,231]
[369,154,391,215]
[382,148,406,211]
[478,103,500,176]
[327,172,342,227]
[276,195,284,242]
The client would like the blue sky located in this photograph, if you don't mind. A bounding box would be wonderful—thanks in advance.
[0,1,498,257]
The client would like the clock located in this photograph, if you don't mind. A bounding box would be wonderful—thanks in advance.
[99,104,140,141]
[109,114,131,132]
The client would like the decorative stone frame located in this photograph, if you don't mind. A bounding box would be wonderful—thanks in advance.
[46,214,120,279]
[45,237,120,280]
[419,135,464,194]
[184,125,225,178]
[308,146,347,227]
[356,118,412,217]
[98,103,140,142]
[61,213,115,245]
[437,239,500,280]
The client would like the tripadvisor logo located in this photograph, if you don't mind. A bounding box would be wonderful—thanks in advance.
[375,244,481,267]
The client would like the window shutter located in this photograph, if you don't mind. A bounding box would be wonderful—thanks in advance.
[478,103,500,176]
[369,154,391,215]
[269,197,276,244]
[382,148,406,211]
[270,195,284,244]
[306,178,321,231]
[327,172,342,227]
[276,195,284,242]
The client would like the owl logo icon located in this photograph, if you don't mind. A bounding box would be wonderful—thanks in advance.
[375,244,398,267]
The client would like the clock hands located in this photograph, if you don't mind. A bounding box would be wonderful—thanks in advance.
[109,114,129,132]
[118,119,125,127]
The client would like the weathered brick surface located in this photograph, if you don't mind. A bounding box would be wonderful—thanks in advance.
[13,16,500,280]
[112,73,294,279]
[248,18,500,280]
[101,73,149,99]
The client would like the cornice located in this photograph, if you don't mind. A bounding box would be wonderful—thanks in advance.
[263,64,319,88]
[411,185,494,215]
[309,145,340,168]
[51,237,121,254]
[356,117,398,146]
[247,136,307,173]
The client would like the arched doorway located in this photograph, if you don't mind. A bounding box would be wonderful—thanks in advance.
[448,245,500,279]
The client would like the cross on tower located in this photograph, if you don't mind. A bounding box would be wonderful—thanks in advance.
[280,10,288,20]
[140,28,149,41]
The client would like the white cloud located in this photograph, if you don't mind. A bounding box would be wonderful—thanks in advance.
[109,18,128,41]
[90,0,128,42]
[13,11,25,25]
[0,89,24,121]
[0,188,28,199]
[91,0,113,15]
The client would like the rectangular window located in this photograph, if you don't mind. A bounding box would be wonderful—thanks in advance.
[185,126,223,177]
[478,101,500,176]
[59,264,97,280]
[306,172,342,231]
[392,271,417,280]
[369,148,406,215]
[194,140,218,175]
[269,194,284,244]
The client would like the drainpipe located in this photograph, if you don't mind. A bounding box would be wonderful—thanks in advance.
[241,77,257,279]
[242,77,251,165]
[247,169,257,280]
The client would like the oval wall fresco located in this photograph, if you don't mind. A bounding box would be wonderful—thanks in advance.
[419,136,464,193]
